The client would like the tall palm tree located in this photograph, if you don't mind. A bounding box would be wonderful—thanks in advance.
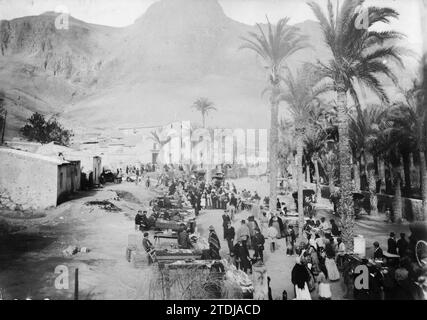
[280,64,326,237]
[349,105,387,216]
[191,98,217,128]
[388,78,427,220]
[308,0,405,249]
[240,17,307,212]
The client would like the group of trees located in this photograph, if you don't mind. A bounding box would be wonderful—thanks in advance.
[20,112,73,146]
[240,0,426,249]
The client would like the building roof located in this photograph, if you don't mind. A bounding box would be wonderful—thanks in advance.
[0,147,69,165]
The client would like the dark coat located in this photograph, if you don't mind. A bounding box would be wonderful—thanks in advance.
[234,243,251,269]
[397,238,408,257]
[291,263,310,289]
[387,238,397,254]
[224,226,235,241]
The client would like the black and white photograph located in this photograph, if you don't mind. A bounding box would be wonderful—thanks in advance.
[0,0,426,303]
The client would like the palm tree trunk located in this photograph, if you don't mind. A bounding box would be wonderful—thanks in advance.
[296,127,304,239]
[202,113,206,128]
[409,152,419,191]
[313,154,320,201]
[419,150,427,221]
[353,159,361,191]
[399,155,405,190]
[366,152,378,216]
[379,158,386,193]
[403,152,411,194]
[393,165,403,223]
[268,97,279,212]
[336,85,354,251]
[306,164,310,183]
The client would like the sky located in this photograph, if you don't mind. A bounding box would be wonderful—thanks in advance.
[0,0,424,54]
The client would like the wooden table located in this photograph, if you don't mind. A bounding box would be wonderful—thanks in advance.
[154,233,178,244]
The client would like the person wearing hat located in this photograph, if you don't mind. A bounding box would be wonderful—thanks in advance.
[208,225,221,259]
[252,228,265,262]
[233,240,251,274]
[397,233,409,257]
[387,232,397,255]
[135,210,149,231]
[224,222,235,256]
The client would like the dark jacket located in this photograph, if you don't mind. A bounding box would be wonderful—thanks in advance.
[224,226,235,241]
[234,243,251,269]
[253,233,265,248]
[374,247,384,260]
[387,238,397,254]
[397,238,408,257]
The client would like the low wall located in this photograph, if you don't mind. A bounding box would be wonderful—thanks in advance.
[320,185,421,221]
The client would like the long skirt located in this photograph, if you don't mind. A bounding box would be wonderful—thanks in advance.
[295,283,311,300]
[325,257,340,281]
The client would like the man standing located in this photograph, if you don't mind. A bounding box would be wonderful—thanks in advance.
[224,222,235,256]
[253,228,265,263]
[233,240,251,274]
[236,220,250,248]
[222,211,231,239]
[397,233,409,257]
[387,232,398,254]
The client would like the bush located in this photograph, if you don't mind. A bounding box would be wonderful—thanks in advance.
[20,112,73,146]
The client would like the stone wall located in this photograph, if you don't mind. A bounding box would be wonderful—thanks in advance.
[0,148,58,211]
[320,185,422,221]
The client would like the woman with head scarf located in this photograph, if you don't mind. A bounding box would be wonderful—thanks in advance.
[208,225,221,259]
[291,256,312,300]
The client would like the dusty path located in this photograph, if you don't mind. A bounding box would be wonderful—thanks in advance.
[0,178,410,300]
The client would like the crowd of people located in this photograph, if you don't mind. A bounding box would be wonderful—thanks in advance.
[130,165,426,300]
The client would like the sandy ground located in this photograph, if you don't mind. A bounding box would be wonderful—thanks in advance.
[0,177,410,300]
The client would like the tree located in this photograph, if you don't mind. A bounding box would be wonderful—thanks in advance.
[350,105,387,215]
[191,98,217,128]
[388,78,427,220]
[280,64,327,237]
[240,17,307,212]
[20,112,73,146]
[308,0,405,249]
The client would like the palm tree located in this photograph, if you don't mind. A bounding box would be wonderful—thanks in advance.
[388,78,427,220]
[191,98,217,128]
[240,17,307,212]
[349,105,387,216]
[304,126,327,200]
[280,64,326,237]
[308,0,405,249]
[148,130,171,149]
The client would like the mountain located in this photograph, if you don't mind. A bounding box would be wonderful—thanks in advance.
[0,0,416,140]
